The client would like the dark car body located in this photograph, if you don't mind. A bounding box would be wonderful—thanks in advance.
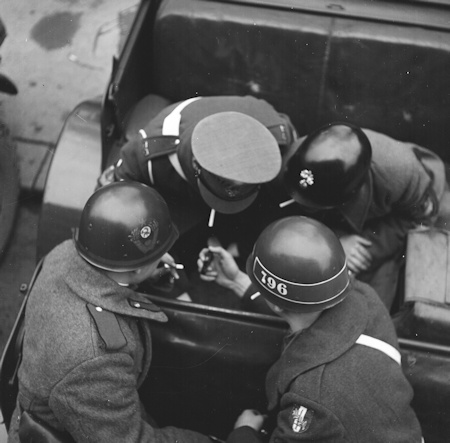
[2,0,450,441]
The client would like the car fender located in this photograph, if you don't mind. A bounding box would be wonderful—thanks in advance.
[37,99,102,261]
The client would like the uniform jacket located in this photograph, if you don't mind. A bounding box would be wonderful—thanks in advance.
[8,240,213,443]
[114,95,297,234]
[227,280,422,442]
[270,129,446,270]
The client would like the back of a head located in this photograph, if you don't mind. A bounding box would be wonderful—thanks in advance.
[74,182,179,272]
[246,216,350,312]
[284,122,372,208]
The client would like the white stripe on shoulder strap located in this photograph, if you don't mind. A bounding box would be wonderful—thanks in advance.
[146,97,201,183]
[355,334,402,365]
[159,96,202,182]
[162,97,202,136]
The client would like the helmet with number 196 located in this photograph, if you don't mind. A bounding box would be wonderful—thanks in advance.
[246,216,350,312]
[75,182,179,272]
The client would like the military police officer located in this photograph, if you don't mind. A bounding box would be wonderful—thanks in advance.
[99,95,297,271]
[8,182,219,443]
[270,122,447,308]
[199,216,423,442]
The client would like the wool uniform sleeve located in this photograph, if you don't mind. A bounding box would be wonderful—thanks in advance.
[114,138,152,184]
[49,353,213,443]
[368,132,444,223]
[268,391,347,442]
[360,133,446,268]
[361,214,416,269]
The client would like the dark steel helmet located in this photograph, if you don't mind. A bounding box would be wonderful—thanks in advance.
[75,182,179,271]
[246,216,350,312]
[283,122,372,208]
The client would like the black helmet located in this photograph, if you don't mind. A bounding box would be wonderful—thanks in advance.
[75,182,178,271]
[283,122,372,208]
[246,216,350,312]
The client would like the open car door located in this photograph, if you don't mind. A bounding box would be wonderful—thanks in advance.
[141,292,450,443]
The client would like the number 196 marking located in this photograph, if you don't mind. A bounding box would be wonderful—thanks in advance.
[260,270,288,295]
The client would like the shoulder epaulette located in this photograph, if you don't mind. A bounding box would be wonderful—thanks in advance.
[266,123,289,146]
[86,303,127,351]
[140,134,180,159]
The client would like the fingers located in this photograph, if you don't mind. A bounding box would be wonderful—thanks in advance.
[197,247,217,278]
[198,248,211,262]
[197,257,216,280]
[161,252,175,264]
[160,253,180,280]
[355,236,373,247]
[347,250,371,273]
[355,244,372,263]
[158,265,179,281]
[345,237,372,273]
[208,245,229,258]
[199,272,217,282]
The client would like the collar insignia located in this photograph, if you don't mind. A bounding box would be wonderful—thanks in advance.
[292,405,314,433]
[139,129,150,156]
[299,169,314,188]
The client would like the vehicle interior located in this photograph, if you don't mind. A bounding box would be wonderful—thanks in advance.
[3,0,450,441]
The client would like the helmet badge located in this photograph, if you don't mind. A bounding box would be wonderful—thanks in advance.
[129,220,159,253]
[140,225,152,239]
[299,169,314,189]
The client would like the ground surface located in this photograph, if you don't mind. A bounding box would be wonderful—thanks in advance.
[0,1,137,439]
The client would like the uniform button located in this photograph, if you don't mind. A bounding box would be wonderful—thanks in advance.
[134,302,141,308]
[96,306,103,312]
[175,139,180,145]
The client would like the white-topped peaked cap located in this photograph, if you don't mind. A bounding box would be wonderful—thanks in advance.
[191,111,282,214]
[191,111,281,183]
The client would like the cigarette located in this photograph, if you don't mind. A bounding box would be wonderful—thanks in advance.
[163,263,184,270]
[279,199,295,208]
[208,209,216,227]
[250,292,261,300]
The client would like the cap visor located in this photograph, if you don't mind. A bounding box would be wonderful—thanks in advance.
[197,179,258,214]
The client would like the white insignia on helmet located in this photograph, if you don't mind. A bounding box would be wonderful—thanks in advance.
[299,169,314,188]
[140,226,152,239]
